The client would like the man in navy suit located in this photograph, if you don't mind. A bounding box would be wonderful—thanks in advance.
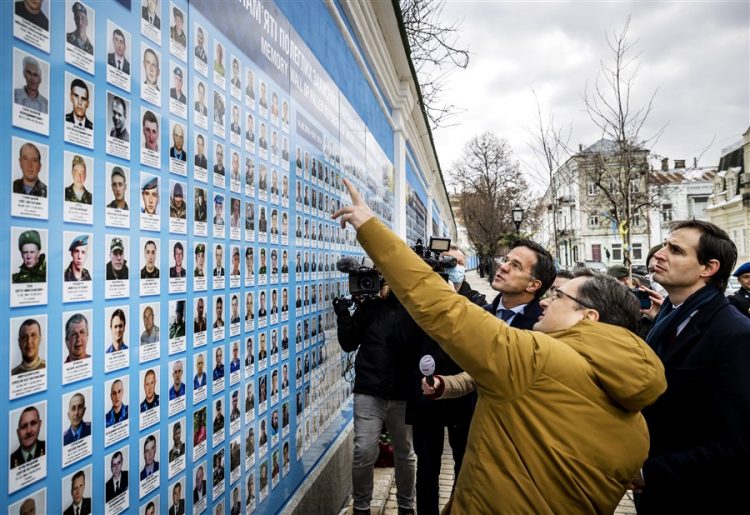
[63,392,91,445]
[107,29,130,74]
[105,451,128,502]
[636,220,750,513]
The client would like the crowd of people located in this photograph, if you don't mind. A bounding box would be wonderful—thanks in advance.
[333,179,750,514]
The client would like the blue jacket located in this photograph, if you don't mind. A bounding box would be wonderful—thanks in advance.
[105,405,129,427]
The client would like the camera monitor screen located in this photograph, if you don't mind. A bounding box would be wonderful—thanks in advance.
[429,237,450,252]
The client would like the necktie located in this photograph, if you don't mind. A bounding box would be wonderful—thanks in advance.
[115,481,119,492]
[498,309,515,322]
[117,60,121,71]
[75,507,80,515]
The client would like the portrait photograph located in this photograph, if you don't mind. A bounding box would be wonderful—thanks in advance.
[62,231,93,303]
[104,305,130,372]
[104,375,130,447]
[14,0,50,51]
[167,418,186,478]
[10,227,48,307]
[193,241,207,292]
[167,299,187,354]
[106,20,132,91]
[140,0,162,44]
[9,401,47,493]
[138,431,160,498]
[64,0,95,74]
[194,185,208,236]
[106,92,131,159]
[9,487,46,515]
[11,136,49,220]
[168,120,187,176]
[167,359,187,418]
[212,140,226,188]
[61,309,92,384]
[140,172,160,231]
[140,107,161,168]
[9,314,47,400]
[213,40,225,89]
[141,42,162,109]
[212,90,226,139]
[139,367,161,431]
[168,61,187,119]
[63,72,94,149]
[167,477,186,515]
[230,55,241,99]
[139,302,161,363]
[168,1,187,60]
[194,22,208,76]
[105,163,131,229]
[193,351,208,405]
[193,295,208,345]
[61,386,93,468]
[104,446,129,514]
[193,131,208,182]
[192,406,208,461]
[61,464,92,515]
[192,461,208,511]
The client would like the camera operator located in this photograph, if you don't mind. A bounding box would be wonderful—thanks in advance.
[333,267,416,515]
[395,244,486,515]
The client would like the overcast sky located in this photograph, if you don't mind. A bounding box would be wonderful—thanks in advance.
[431,1,749,192]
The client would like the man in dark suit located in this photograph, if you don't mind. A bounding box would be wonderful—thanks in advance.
[193,464,207,502]
[107,29,130,74]
[195,134,208,168]
[169,481,185,515]
[141,0,160,28]
[10,405,46,469]
[140,434,160,480]
[65,78,93,129]
[728,261,750,318]
[63,469,92,515]
[105,451,129,502]
[635,220,750,513]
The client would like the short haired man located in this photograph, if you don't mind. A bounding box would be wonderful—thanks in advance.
[193,465,207,501]
[194,243,206,278]
[213,347,224,380]
[106,309,128,353]
[64,235,91,282]
[194,354,207,389]
[14,55,48,114]
[141,175,160,214]
[140,306,159,345]
[106,167,128,210]
[141,0,160,28]
[140,239,159,278]
[140,369,159,412]
[107,28,130,74]
[728,261,750,318]
[194,26,207,63]
[66,2,93,54]
[12,319,45,375]
[333,180,667,513]
[63,469,91,515]
[169,241,186,277]
[63,392,91,444]
[142,48,159,88]
[64,313,90,362]
[169,123,186,161]
[10,406,45,469]
[169,67,186,104]
[169,301,186,338]
[169,480,185,515]
[230,294,241,325]
[110,95,129,141]
[169,422,185,460]
[14,142,47,197]
[170,183,186,219]
[65,155,92,204]
[13,230,46,283]
[169,360,185,400]
[213,402,225,435]
[635,220,750,512]
[170,7,186,47]
[105,379,128,427]
[105,450,128,502]
[213,244,225,277]
[140,434,159,479]
[195,133,208,167]
[142,110,159,151]
[213,143,225,176]
[65,78,92,128]
[15,0,49,31]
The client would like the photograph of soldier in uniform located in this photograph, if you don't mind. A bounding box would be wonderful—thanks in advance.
[108,26,130,74]
[195,187,207,222]
[170,6,186,47]
[194,243,206,278]
[105,378,129,428]
[169,361,186,401]
[15,0,49,31]
[66,1,94,54]
[10,402,46,473]
[65,77,93,129]
[62,390,92,445]
[194,23,207,62]
[11,316,46,380]
[140,239,160,278]
[213,194,225,226]
[169,300,186,338]
[14,54,48,115]
[195,133,208,168]
[169,241,186,278]
[12,138,48,219]
[194,296,207,332]
[169,66,186,104]
[170,182,186,219]
[106,236,128,280]
[108,94,130,142]
[107,166,129,210]
[213,142,225,177]
[141,175,159,214]
[64,155,92,205]
[64,234,91,282]
[140,369,160,413]
[12,229,46,284]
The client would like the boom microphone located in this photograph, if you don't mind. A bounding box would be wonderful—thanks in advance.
[336,256,363,274]
[419,355,436,387]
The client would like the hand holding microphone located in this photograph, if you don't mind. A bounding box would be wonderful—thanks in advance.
[419,354,435,386]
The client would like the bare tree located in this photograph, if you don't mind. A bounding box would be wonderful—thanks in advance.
[400,0,469,129]
[582,16,666,268]
[452,133,534,277]
[526,91,572,260]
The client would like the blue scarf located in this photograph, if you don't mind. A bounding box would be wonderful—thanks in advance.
[646,284,721,355]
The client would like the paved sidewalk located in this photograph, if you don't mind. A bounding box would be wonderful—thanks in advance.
[339,269,637,514]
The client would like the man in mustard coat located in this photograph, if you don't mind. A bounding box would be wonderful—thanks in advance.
[333,179,667,514]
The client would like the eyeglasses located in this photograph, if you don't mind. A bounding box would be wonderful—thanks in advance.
[548,286,596,310]
[499,255,536,279]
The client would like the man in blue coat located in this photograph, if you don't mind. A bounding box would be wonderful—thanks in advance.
[635,220,750,513]
[63,392,91,445]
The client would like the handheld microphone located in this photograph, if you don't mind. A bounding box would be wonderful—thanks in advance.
[419,355,436,387]
[336,256,362,274]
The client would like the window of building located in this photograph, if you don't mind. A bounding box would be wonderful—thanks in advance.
[632,212,642,226]
[612,243,622,262]
[632,242,643,261]
[588,214,599,227]
[661,203,673,222]
[588,181,597,196]
[630,179,641,194]
[688,195,708,219]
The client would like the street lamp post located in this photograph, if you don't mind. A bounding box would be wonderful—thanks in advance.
[512,204,524,235]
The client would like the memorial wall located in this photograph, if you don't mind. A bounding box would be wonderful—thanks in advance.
[0,0,445,513]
